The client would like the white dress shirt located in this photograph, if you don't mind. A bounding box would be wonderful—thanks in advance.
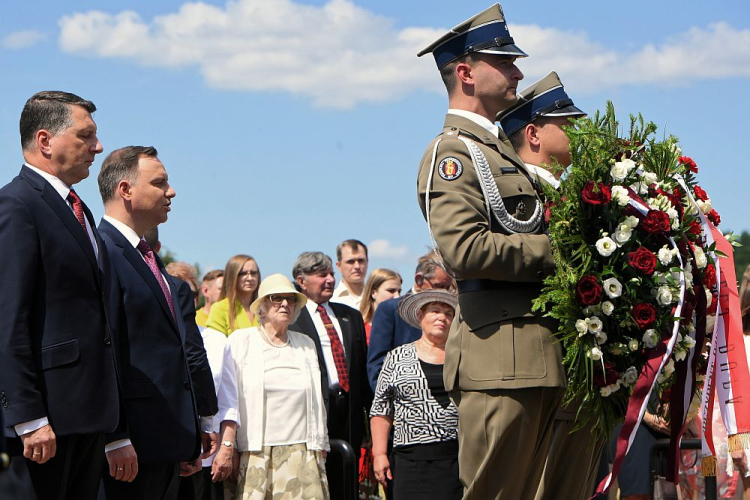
[447,109,501,137]
[14,164,99,437]
[525,163,560,190]
[305,300,346,390]
[331,281,362,310]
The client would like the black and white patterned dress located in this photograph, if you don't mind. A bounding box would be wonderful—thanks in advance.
[370,342,458,446]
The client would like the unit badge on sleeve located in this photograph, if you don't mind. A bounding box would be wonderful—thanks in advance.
[437,157,463,181]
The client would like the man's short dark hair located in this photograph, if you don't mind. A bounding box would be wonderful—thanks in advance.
[507,116,556,152]
[202,269,224,284]
[336,239,368,261]
[440,54,479,94]
[20,91,96,151]
[98,146,158,204]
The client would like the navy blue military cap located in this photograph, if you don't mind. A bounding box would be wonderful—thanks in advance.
[497,71,585,136]
[417,4,527,69]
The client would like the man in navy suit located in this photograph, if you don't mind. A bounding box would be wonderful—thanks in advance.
[366,253,455,390]
[290,251,373,500]
[96,146,217,499]
[0,91,120,499]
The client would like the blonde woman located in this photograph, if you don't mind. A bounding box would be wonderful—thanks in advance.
[207,255,261,336]
[228,274,329,499]
[359,268,402,344]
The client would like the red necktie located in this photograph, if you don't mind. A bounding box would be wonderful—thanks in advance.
[316,305,349,392]
[66,189,90,238]
[137,239,176,321]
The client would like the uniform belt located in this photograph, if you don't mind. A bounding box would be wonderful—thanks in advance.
[457,279,541,294]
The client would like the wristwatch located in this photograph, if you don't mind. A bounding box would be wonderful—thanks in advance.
[221,441,234,448]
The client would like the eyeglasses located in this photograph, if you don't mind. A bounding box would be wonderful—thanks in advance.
[268,294,299,305]
[238,270,259,278]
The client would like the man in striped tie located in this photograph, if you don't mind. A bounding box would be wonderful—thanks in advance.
[290,251,372,500]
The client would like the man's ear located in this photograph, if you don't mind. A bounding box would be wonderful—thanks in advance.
[117,180,133,201]
[455,62,474,86]
[296,274,307,292]
[36,129,53,156]
[525,123,541,148]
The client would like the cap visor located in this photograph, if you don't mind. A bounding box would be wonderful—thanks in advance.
[545,104,586,117]
[477,44,528,58]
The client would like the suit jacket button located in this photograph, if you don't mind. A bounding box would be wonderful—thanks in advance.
[184,382,191,390]
[537,271,544,278]
[103,338,111,346]
[501,310,508,317]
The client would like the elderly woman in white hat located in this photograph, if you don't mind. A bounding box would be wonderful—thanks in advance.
[227,274,329,500]
[370,289,461,500]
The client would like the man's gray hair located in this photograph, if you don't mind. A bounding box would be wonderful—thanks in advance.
[292,252,333,291]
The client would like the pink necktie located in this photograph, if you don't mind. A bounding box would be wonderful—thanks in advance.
[316,305,349,392]
[137,239,176,321]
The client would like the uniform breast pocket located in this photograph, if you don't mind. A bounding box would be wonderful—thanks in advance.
[465,319,547,382]
[493,173,539,219]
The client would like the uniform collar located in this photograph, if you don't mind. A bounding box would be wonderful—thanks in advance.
[447,109,500,138]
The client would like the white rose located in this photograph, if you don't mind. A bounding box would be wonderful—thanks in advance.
[657,247,674,266]
[628,339,639,351]
[611,160,635,181]
[611,185,631,207]
[622,366,638,385]
[642,329,658,348]
[575,319,589,336]
[595,331,608,345]
[596,237,617,257]
[589,347,603,361]
[696,199,712,214]
[666,207,679,229]
[631,181,649,195]
[588,316,603,334]
[602,277,623,299]
[601,301,615,316]
[694,247,707,269]
[624,216,640,229]
[656,286,673,305]
[613,225,633,246]
[683,334,696,350]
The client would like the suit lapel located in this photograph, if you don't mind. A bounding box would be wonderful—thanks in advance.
[296,308,325,371]
[163,273,185,343]
[100,219,179,334]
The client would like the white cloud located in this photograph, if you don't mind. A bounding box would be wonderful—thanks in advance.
[1,30,45,50]
[57,0,750,108]
[369,239,409,260]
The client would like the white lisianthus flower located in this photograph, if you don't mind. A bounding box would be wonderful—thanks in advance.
[588,316,603,334]
[649,195,672,212]
[656,286,673,305]
[694,246,707,269]
[575,319,589,336]
[628,339,639,351]
[622,366,638,385]
[600,386,612,397]
[589,347,603,361]
[611,159,636,181]
[611,185,630,207]
[613,224,633,246]
[643,171,658,185]
[602,278,623,299]
[683,335,696,350]
[595,331,608,345]
[657,359,676,383]
[658,247,674,266]
[674,347,687,362]
[596,237,617,257]
[687,323,696,335]
[624,216,640,229]
[665,207,679,230]
[601,301,615,316]
[631,181,649,195]
[696,199,712,214]
[642,329,658,348]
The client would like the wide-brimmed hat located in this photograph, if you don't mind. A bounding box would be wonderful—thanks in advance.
[250,274,308,314]
[398,289,458,329]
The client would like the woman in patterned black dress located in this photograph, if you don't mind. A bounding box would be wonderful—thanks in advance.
[370,289,461,500]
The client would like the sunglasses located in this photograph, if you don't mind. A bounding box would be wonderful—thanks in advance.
[268,294,299,305]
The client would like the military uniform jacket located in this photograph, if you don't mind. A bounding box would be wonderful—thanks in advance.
[416,113,564,392]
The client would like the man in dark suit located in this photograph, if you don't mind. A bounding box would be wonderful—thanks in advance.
[0,91,120,499]
[290,251,373,500]
[366,252,456,391]
[96,145,217,499]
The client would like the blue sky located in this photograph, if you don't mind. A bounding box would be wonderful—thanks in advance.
[2,0,749,288]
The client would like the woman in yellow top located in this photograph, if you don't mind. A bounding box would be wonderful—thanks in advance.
[207,254,261,335]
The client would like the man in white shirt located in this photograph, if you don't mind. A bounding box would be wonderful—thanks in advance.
[331,239,368,309]
[290,251,372,500]
[0,91,120,499]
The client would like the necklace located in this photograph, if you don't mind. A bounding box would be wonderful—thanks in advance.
[260,327,289,348]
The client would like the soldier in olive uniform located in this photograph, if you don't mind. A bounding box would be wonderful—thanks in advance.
[416,5,565,500]
[498,72,605,500]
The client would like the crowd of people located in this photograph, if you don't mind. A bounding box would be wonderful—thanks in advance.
[2,3,750,500]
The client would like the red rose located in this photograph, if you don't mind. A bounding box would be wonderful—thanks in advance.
[593,362,620,388]
[704,263,717,289]
[641,210,671,235]
[708,209,721,227]
[581,181,612,206]
[688,221,702,236]
[679,156,698,173]
[693,186,709,201]
[632,302,657,329]
[576,275,603,306]
[544,201,555,224]
[628,247,657,276]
